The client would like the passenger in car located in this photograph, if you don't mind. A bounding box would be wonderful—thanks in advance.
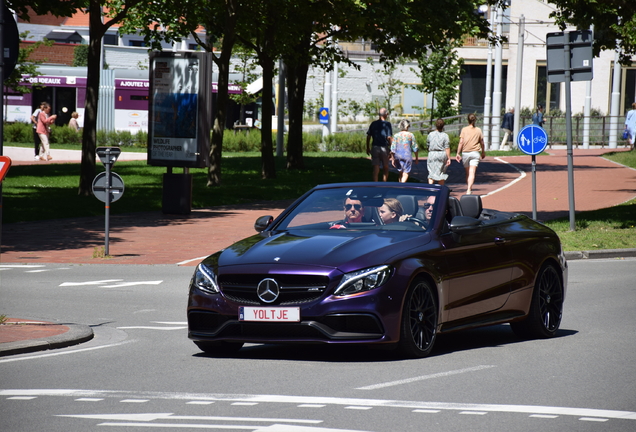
[330,197,366,229]
[378,198,404,225]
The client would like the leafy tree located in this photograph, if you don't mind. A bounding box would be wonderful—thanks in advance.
[367,57,404,113]
[409,43,464,121]
[549,0,636,64]
[3,31,53,96]
[72,44,89,67]
[229,44,260,125]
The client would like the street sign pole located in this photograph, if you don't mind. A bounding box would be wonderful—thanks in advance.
[531,155,537,220]
[564,39,576,232]
[105,155,111,255]
[517,125,548,221]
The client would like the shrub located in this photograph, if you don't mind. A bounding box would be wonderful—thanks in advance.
[50,125,81,145]
[3,121,32,143]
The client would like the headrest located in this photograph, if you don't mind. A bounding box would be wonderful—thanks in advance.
[460,194,482,219]
[396,195,418,217]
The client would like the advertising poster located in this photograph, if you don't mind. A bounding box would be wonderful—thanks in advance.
[150,56,200,163]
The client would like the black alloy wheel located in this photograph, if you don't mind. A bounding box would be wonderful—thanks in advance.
[511,264,563,339]
[398,279,438,358]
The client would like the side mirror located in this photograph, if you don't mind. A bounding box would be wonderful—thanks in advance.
[449,216,482,234]
[254,215,274,232]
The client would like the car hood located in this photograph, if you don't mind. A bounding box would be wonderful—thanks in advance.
[216,229,431,272]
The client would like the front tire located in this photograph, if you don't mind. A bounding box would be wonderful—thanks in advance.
[397,278,438,358]
[511,264,564,339]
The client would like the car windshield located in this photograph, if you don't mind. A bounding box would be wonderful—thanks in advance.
[274,186,439,232]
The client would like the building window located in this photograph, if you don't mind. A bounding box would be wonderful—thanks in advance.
[459,64,508,114]
[104,34,118,46]
[128,40,145,47]
[536,65,561,112]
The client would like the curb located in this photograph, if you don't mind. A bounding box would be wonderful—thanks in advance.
[564,248,636,260]
[0,324,94,357]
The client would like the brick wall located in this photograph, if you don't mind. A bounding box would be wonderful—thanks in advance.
[21,41,76,66]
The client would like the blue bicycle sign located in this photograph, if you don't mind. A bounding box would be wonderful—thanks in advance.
[517,124,548,156]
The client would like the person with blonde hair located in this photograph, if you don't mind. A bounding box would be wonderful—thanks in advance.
[455,113,485,195]
[426,118,451,185]
[391,119,418,183]
[68,111,80,132]
[378,198,404,225]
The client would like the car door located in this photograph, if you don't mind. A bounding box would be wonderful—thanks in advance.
[438,222,514,322]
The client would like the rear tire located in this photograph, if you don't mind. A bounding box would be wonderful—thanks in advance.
[195,341,244,356]
[511,264,563,339]
[397,278,438,358]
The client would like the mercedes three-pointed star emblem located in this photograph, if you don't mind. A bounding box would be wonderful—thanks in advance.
[257,278,280,303]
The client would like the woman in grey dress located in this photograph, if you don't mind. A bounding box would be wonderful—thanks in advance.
[426,118,451,185]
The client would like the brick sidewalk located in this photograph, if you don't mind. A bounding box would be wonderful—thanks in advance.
[1,148,634,267]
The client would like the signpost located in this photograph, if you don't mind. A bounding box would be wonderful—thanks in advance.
[93,147,124,255]
[319,107,330,125]
[546,30,593,231]
[517,125,548,220]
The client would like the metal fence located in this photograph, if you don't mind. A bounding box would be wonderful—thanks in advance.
[339,114,631,149]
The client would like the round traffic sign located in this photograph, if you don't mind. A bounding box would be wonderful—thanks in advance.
[517,124,548,156]
[92,172,125,203]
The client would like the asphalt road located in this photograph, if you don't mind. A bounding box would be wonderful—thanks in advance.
[1,259,635,432]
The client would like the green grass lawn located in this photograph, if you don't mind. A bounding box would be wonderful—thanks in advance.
[2,148,634,252]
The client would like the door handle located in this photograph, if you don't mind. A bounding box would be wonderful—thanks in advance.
[494,237,507,245]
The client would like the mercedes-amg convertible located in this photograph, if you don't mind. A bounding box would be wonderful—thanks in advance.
[187,182,567,358]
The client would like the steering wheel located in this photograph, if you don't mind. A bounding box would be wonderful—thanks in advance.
[405,216,428,228]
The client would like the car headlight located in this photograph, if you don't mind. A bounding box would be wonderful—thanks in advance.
[193,263,220,294]
[334,265,392,296]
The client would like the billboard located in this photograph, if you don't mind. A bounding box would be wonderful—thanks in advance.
[147,52,212,168]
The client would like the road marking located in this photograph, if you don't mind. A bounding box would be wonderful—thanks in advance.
[76,398,104,402]
[345,406,372,410]
[121,399,149,403]
[117,326,187,330]
[4,390,635,421]
[0,340,135,364]
[460,411,487,415]
[97,424,360,431]
[153,321,188,325]
[413,409,440,414]
[355,365,496,390]
[58,413,322,424]
[482,157,526,197]
[530,414,558,419]
[60,280,122,286]
[58,280,162,288]
[176,256,208,266]
[0,264,46,268]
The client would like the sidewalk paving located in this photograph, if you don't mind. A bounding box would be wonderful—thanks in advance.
[1,145,635,356]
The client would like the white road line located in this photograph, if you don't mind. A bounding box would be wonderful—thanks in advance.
[0,264,46,268]
[356,365,496,390]
[60,280,122,286]
[5,390,636,421]
[0,340,135,364]
[117,326,187,330]
[177,256,208,266]
[100,281,163,288]
[59,413,322,424]
[153,321,188,325]
[481,157,526,197]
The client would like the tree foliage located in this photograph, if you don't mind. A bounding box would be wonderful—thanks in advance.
[549,0,636,64]
[4,32,53,95]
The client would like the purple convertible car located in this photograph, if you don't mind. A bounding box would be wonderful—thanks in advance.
[187,182,567,358]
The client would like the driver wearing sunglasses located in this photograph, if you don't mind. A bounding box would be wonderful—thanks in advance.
[330,197,365,229]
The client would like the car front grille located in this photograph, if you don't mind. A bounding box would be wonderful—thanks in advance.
[219,274,329,306]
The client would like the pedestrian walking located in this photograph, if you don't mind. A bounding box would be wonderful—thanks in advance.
[391,119,418,183]
[30,102,45,161]
[366,108,393,182]
[426,118,450,186]
[455,113,486,195]
[501,107,514,148]
[532,104,545,128]
[36,102,57,161]
[624,102,636,150]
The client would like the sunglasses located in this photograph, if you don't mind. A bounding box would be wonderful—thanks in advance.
[423,203,434,209]
[345,204,362,211]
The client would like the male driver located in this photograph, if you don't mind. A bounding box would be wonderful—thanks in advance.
[422,196,435,221]
[330,197,365,229]
[366,108,393,182]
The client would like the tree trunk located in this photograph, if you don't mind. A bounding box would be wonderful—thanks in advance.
[285,61,309,170]
[78,1,105,196]
[260,56,276,179]
[206,9,237,187]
